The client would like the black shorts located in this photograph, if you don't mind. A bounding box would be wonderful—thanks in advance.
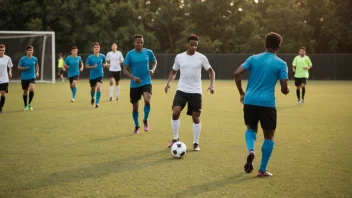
[244,104,277,130]
[130,84,152,103]
[89,77,103,87]
[21,79,35,90]
[69,75,79,84]
[58,68,65,74]
[0,83,8,93]
[109,71,121,81]
[295,78,307,86]
[172,90,202,116]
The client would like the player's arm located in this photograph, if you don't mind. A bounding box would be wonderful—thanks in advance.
[165,69,177,93]
[7,57,13,78]
[18,58,29,70]
[279,64,290,95]
[85,57,97,69]
[35,63,39,77]
[123,65,141,83]
[149,50,157,75]
[306,57,313,70]
[103,56,109,68]
[207,67,215,93]
[80,61,84,71]
[234,66,246,98]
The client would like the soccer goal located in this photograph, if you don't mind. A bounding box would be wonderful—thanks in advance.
[0,31,56,83]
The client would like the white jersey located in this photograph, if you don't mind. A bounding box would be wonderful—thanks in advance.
[0,55,13,84]
[106,51,124,71]
[172,52,211,94]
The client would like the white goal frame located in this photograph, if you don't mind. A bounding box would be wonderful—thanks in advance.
[0,31,56,83]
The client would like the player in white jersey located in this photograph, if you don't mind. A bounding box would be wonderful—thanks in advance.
[0,44,13,113]
[106,43,124,101]
[164,34,215,151]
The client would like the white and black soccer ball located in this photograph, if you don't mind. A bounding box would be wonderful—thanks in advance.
[171,141,187,158]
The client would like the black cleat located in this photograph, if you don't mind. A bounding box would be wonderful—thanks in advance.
[91,99,95,106]
[109,97,112,101]
[244,152,255,173]
[95,104,99,108]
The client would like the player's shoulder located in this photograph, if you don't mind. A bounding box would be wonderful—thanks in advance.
[32,56,38,61]
[194,51,207,59]
[3,55,11,60]
[66,55,72,59]
[87,54,94,59]
[305,55,311,59]
[143,48,154,54]
[99,53,106,57]
[176,51,187,58]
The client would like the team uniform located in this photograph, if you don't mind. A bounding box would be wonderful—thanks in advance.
[169,52,212,150]
[64,55,82,100]
[292,55,312,86]
[242,52,288,175]
[19,56,38,110]
[106,50,124,100]
[124,48,156,132]
[58,57,64,82]
[0,55,13,112]
[86,53,106,106]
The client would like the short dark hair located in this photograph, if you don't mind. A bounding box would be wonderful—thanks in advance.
[71,46,78,50]
[134,34,143,40]
[111,42,118,46]
[187,34,199,43]
[92,42,100,47]
[265,32,282,49]
[0,44,5,48]
[26,45,33,51]
[299,46,306,51]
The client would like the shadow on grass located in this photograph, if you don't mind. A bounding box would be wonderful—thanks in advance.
[90,133,134,143]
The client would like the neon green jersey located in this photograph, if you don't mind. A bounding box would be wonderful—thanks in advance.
[292,55,312,78]
[58,58,64,68]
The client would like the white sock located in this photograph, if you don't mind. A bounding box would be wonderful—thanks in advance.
[116,86,120,99]
[171,119,180,139]
[109,86,114,98]
[193,123,201,144]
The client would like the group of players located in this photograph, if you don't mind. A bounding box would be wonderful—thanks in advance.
[0,32,313,177]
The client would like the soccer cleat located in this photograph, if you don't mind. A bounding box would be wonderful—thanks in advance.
[109,97,112,101]
[193,143,201,151]
[91,99,95,106]
[71,99,75,102]
[24,106,29,111]
[244,152,255,173]
[297,100,302,104]
[143,120,150,132]
[95,104,99,108]
[28,104,33,110]
[167,139,179,148]
[0,108,2,114]
[301,99,304,103]
[116,97,119,101]
[134,126,140,134]
[257,170,273,177]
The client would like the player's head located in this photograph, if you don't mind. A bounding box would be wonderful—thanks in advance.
[71,46,78,56]
[111,43,118,51]
[299,47,306,56]
[0,44,5,56]
[92,42,100,53]
[186,34,199,55]
[134,34,144,51]
[26,45,34,56]
[265,32,282,51]
[58,52,63,57]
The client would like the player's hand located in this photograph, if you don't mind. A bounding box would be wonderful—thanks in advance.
[240,93,245,104]
[8,73,12,78]
[80,68,83,72]
[62,67,66,71]
[25,67,30,70]
[207,85,214,94]
[303,67,308,70]
[132,76,141,84]
[164,84,170,93]
[36,72,39,77]
[149,69,155,76]
[103,63,109,68]
[92,64,97,68]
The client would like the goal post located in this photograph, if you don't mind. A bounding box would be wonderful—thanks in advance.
[0,31,56,83]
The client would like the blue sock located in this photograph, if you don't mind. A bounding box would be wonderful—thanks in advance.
[245,129,257,151]
[72,87,77,99]
[259,140,275,172]
[96,91,101,104]
[90,91,95,99]
[144,105,151,121]
[133,112,139,127]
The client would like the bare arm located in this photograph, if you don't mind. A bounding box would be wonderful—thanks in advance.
[234,66,246,96]
[164,69,177,93]
[150,60,157,72]
[85,64,96,69]
[292,66,296,73]
[280,79,290,95]
[207,67,215,94]
[8,67,12,78]
[64,64,69,69]
[36,64,39,77]
[18,66,29,70]
[80,62,84,71]
[123,65,140,83]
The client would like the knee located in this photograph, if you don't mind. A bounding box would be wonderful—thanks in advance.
[172,110,180,119]
[145,100,151,106]
[97,87,101,92]
[0,91,5,96]
[132,105,138,112]
[264,130,275,140]
[23,90,28,95]
[192,116,200,124]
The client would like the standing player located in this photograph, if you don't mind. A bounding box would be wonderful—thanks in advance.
[18,45,39,111]
[86,42,108,108]
[0,44,13,113]
[164,34,215,151]
[123,34,157,134]
[106,43,124,101]
[292,47,312,104]
[64,46,84,102]
[57,52,65,82]
[234,32,290,177]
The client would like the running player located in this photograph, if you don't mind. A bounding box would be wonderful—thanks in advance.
[64,46,84,102]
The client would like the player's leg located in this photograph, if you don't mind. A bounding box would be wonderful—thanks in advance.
[189,93,202,151]
[0,83,7,113]
[295,78,302,104]
[28,80,35,110]
[115,71,121,100]
[109,71,115,101]
[243,105,260,173]
[168,91,187,148]
[71,76,78,102]
[90,79,96,106]
[130,87,142,134]
[95,78,103,108]
[257,107,277,177]
[21,80,29,110]
[142,85,152,132]
[301,78,307,103]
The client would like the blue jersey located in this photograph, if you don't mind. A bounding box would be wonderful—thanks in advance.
[65,55,82,78]
[86,53,106,79]
[18,56,38,80]
[124,48,156,88]
[242,52,288,108]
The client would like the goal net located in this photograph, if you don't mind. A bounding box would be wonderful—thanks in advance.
[0,31,56,83]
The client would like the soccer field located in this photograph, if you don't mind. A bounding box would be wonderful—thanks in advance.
[1,80,352,198]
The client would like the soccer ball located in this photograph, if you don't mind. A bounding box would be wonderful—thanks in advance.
[171,141,187,158]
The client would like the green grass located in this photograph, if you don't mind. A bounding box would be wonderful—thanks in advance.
[1,80,352,198]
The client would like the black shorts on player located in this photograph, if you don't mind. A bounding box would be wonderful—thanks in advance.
[172,90,202,116]
[58,68,65,74]
[243,104,277,130]
[130,84,152,103]
[0,83,8,93]
[295,77,307,86]
[21,79,35,90]
[89,76,103,87]
[109,71,121,81]
[69,75,79,84]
